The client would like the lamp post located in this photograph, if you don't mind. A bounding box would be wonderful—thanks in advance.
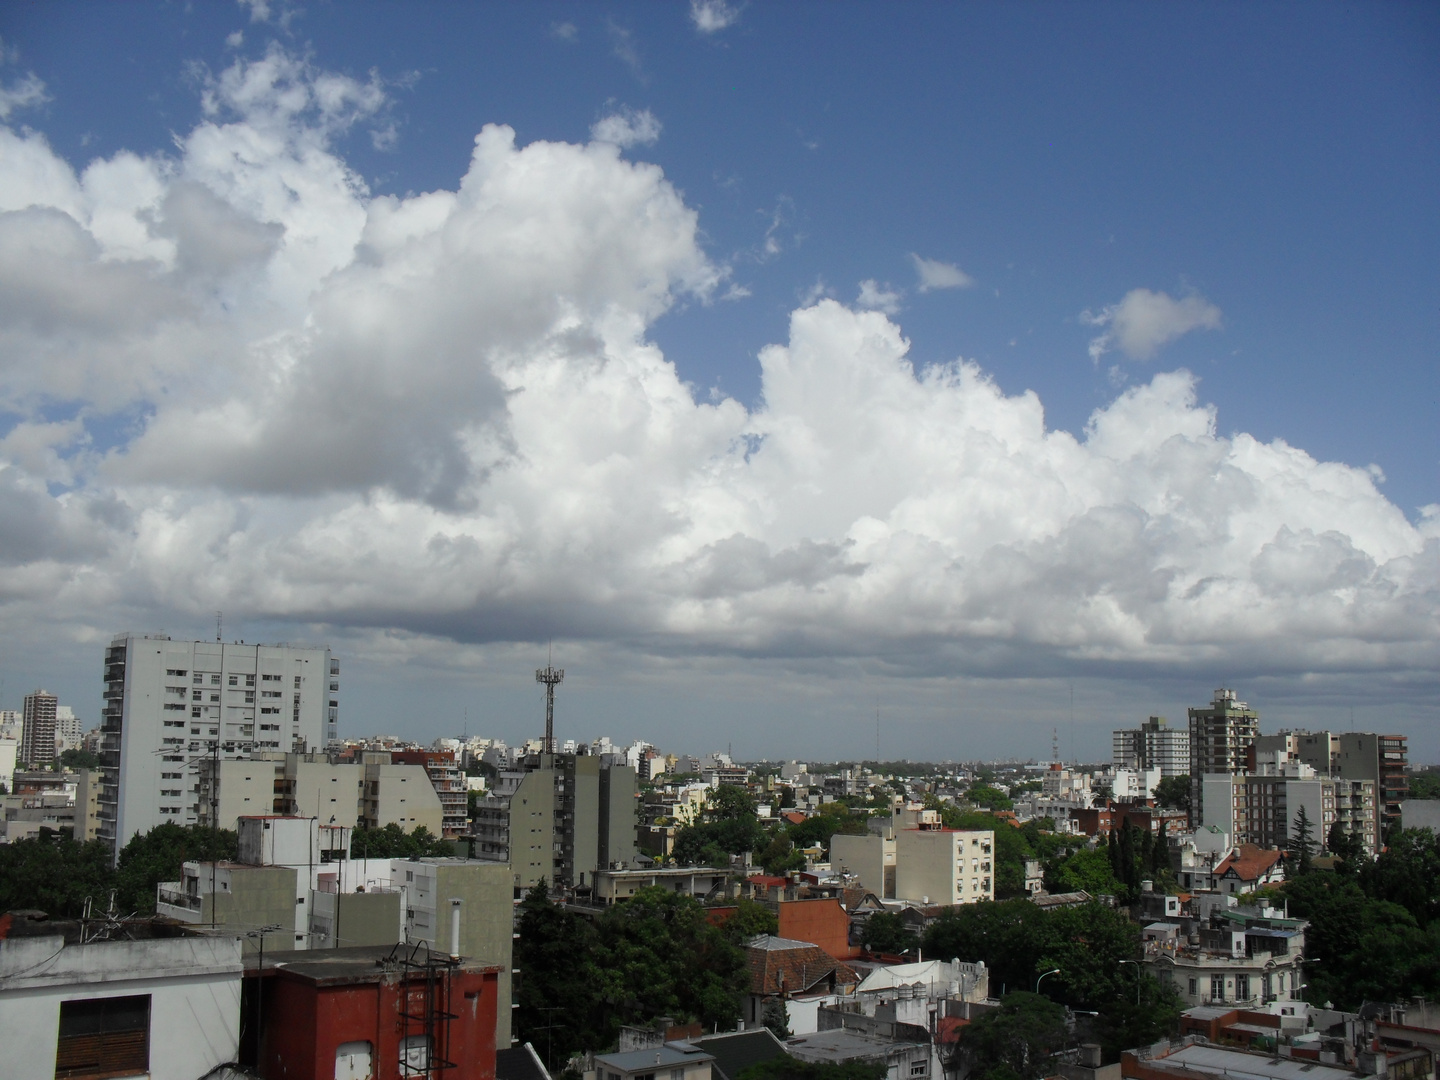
[1118,959,1142,1006]
[1036,968,1061,995]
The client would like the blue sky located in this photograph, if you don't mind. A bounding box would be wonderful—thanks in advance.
[0,2,1436,761]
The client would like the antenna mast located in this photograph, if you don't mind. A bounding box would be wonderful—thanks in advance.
[535,660,564,756]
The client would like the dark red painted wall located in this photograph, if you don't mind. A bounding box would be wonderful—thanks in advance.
[255,966,498,1080]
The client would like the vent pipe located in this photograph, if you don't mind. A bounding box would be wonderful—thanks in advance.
[449,898,463,960]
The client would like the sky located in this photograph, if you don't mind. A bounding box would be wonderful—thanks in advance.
[0,2,1436,763]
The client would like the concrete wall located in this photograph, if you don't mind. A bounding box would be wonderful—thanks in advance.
[831,833,892,898]
[292,758,363,827]
[0,934,241,1080]
[601,763,638,870]
[510,767,557,889]
[438,861,517,1047]
[216,758,280,827]
[896,829,959,905]
[311,889,402,949]
[207,865,303,952]
[572,756,601,886]
[366,763,445,834]
[1402,799,1440,833]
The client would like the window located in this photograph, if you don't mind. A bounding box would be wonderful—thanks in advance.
[192,691,202,702]
[1236,975,1250,1001]
[228,676,238,686]
[193,673,204,684]
[211,674,221,685]
[192,708,201,718]
[294,676,302,688]
[1211,975,1225,1001]
[245,675,255,686]
[55,994,150,1079]
[910,1062,928,1077]
[165,669,187,677]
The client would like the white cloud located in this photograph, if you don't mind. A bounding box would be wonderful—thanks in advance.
[0,71,48,120]
[0,47,1433,715]
[238,0,270,23]
[225,30,245,49]
[1085,287,1223,361]
[910,253,973,292]
[691,0,742,34]
[856,279,902,315]
[590,106,662,149]
[551,22,578,42]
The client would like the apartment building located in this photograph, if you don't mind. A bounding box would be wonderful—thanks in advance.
[1257,729,1408,832]
[1189,689,1260,818]
[392,750,468,837]
[20,689,58,767]
[98,634,338,857]
[471,751,638,890]
[1201,768,1378,856]
[895,826,995,906]
[1113,715,1191,777]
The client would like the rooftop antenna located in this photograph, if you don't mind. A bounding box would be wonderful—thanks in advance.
[1052,727,1060,765]
[216,611,222,643]
[876,701,881,765]
[535,643,564,756]
[1069,684,1075,765]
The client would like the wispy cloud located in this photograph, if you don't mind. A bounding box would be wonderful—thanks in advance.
[590,106,662,149]
[856,279,902,314]
[910,253,973,293]
[608,20,645,81]
[550,21,578,42]
[1083,287,1222,361]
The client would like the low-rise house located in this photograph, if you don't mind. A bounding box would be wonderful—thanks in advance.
[686,1029,790,1080]
[0,912,242,1080]
[1122,1040,1383,1080]
[1143,907,1308,1010]
[787,1028,930,1080]
[746,934,860,1034]
[1213,845,1285,896]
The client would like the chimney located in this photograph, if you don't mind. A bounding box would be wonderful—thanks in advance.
[449,898,463,960]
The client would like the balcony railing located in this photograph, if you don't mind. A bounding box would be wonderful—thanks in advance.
[156,885,201,911]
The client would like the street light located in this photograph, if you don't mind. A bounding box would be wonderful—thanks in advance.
[1118,959,1142,1006]
[1036,968,1061,995]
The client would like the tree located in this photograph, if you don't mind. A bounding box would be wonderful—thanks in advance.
[1326,821,1365,866]
[1046,847,1120,897]
[1408,772,1440,800]
[962,992,1066,1080]
[1093,973,1183,1063]
[717,897,779,946]
[350,823,453,859]
[58,748,101,771]
[967,784,1014,811]
[762,997,791,1039]
[861,911,918,955]
[1289,806,1316,874]
[115,822,238,914]
[0,828,116,918]
[1152,775,1191,813]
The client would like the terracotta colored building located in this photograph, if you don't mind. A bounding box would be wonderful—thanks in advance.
[247,943,501,1080]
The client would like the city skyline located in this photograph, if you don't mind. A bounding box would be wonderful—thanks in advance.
[0,5,1435,762]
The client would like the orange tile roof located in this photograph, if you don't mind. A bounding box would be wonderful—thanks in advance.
[1214,844,1283,882]
[746,937,859,996]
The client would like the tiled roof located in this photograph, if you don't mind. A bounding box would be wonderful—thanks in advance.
[746,935,859,996]
[1214,844,1283,882]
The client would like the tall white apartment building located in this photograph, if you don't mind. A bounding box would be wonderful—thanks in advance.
[98,634,338,857]
[1112,715,1191,777]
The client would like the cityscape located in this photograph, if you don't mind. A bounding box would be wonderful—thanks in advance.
[0,5,1437,1080]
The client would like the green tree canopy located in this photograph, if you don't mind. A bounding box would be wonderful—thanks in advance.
[0,828,115,918]
[1151,775,1191,812]
[961,992,1066,1080]
[517,885,750,1070]
[861,911,918,956]
[1046,847,1120,897]
[58,748,101,771]
[350,823,452,859]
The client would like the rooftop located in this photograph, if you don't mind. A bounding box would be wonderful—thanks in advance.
[1137,1043,1357,1080]
[595,1044,714,1073]
[786,1030,921,1065]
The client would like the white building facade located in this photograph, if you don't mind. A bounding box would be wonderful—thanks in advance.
[99,634,338,857]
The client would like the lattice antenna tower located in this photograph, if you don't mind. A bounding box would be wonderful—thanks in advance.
[1052,727,1060,765]
[536,646,564,756]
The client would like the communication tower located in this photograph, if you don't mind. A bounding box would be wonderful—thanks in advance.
[536,664,564,755]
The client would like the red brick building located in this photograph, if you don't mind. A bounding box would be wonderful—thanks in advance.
[248,944,501,1080]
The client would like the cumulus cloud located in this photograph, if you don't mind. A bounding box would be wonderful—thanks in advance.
[910,253,973,292]
[0,47,1434,698]
[856,279,902,315]
[1085,287,1223,361]
[691,0,742,34]
[590,106,662,148]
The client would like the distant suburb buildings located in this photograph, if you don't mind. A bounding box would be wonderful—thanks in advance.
[98,634,339,857]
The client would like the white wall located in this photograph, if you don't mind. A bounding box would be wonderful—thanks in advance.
[0,935,242,1080]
